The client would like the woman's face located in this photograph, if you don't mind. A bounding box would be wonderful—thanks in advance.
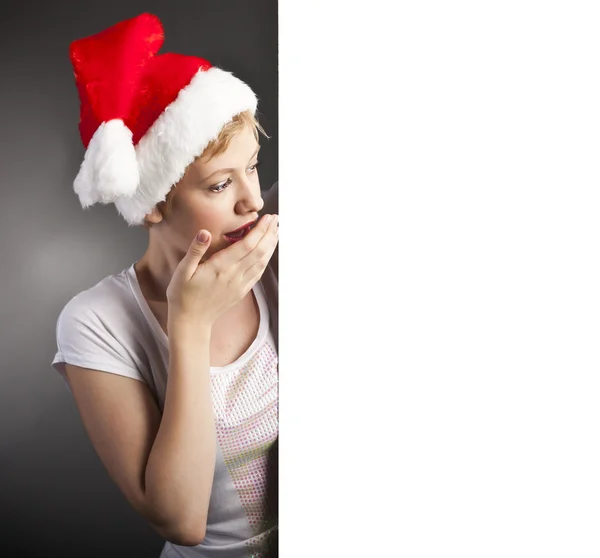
[147,125,264,260]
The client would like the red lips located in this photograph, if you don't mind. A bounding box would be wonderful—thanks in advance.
[225,219,257,235]
[224,218,258,242]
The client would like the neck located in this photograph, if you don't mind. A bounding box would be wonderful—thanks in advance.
[134,232,186,303]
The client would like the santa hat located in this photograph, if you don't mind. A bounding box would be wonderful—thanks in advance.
[69,12,258,226]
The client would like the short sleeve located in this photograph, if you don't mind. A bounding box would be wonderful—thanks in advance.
[52,295,146,391]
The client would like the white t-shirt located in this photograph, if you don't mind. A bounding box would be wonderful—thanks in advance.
[52,262,278,558]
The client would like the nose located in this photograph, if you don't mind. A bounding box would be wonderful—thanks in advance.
[235,175,264,215]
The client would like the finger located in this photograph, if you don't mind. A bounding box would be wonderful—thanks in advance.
[182,230,212,278]
[220,214,274,262]
[240,239,278,292]
[240,218,279,282]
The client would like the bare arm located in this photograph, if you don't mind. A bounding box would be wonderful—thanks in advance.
[65,331,215,547]
[144,325,215,544]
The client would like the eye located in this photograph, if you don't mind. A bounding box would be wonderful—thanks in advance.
[248,161,262,173]
[209,178,232,193]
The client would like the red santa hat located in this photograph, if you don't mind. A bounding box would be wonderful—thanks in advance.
[69,12,258,225]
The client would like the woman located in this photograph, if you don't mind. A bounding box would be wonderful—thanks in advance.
[52,13,278,558]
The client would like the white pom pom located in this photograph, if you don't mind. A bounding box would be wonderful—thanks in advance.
[73,119,140,207]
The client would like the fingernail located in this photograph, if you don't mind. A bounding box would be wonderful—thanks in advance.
[197,231,209,243]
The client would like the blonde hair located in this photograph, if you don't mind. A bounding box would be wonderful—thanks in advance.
[142,110,268,229]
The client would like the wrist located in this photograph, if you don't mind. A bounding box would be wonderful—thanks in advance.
[167,317,213,345]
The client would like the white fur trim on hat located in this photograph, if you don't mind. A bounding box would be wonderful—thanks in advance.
[74,119,140,206]
[114,67,258,226]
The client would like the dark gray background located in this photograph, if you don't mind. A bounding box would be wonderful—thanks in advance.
[0,1,277,556]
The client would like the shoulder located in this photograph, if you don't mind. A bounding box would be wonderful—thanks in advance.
[262,181,278,215]
[57,266,136,326]
[53,265,148,382]
[55,265,146,359]
[261,182,278,280]
[260,262,278,300]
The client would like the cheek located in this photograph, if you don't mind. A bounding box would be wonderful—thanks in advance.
[188,206,229,235]
[174,194,216,223]
[172,192,233,237]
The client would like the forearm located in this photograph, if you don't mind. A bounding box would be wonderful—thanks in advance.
[144,325,216,543]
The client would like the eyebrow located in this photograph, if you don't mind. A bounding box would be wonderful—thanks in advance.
[199,145,261,184]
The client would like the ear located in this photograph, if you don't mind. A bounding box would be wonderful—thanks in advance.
[144,205,164,225]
